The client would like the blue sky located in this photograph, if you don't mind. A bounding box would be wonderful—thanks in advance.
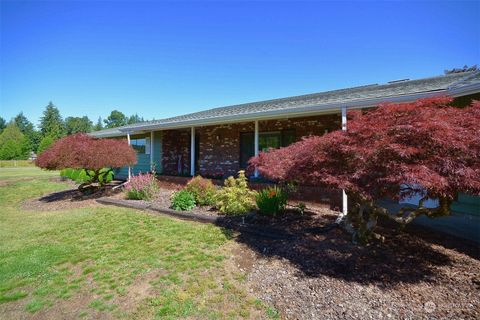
[1,1,478,127]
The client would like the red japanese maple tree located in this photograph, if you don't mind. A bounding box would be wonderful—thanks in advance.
[36,133,136,190]
[250,97,480,242]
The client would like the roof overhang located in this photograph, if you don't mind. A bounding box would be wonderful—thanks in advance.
[116,83,480,134]
[90,81,480,138]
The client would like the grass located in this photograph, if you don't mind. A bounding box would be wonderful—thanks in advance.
[0,167,277,319]
[0,160,35,167]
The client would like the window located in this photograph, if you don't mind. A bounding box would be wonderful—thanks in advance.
[145,137,151,155]
[131,138,146,154]
[259,132,281,152]
[239,130,296,168]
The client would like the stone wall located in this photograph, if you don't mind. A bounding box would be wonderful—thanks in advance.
[162,129,191,175]
[161,113,341,177]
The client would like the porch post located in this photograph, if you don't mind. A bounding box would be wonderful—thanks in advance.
[127,131,131,181]
[254,120,259,178]
[150,131,154,171]
[341,106,348,217]
[190,127,195,176]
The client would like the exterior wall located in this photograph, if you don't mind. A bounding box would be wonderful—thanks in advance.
[114,131,163,179]
[162,129,191,175]
[194,114,341,177]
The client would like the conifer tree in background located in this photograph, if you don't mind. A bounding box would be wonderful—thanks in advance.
[93,117,103,131]
[39,102,66,139]
[65,116,93,134]
[14,112,41,153]
[104,110,127,128]
[128,113,144,124]
[0,117,6,134]
[37,135,55,154]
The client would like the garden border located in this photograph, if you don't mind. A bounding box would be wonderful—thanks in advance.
[96,197,297,240]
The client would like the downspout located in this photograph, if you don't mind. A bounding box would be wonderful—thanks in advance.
[150,131,154,172]
[127,131,131,181]
[336,106,348,223]
[254,120,259,178]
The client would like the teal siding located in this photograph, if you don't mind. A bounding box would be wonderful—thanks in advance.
[451,193,480,216]
[153,131,162,173]
[113,132,163,180]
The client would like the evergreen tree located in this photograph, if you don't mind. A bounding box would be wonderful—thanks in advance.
[65,116,93,134]
[14,112,40,152]
[93,117,103,131]
[104,110,127,128]
[38,135,55,154]
[39,102,65,139]
[128,114,144,124]
[0,123,29,160]
[0,117,6,134]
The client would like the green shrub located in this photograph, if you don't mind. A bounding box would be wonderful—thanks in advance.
[215,170,257,215]
[125,172,159,200]
[60,167,114,186]
[185,176,217,206]
[256,186,288,216]
[171,189,196,211]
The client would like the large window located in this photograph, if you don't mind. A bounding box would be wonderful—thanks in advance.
[130,138,150,154]
[239,130,296,168]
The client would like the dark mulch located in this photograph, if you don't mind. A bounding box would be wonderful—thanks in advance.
[228,210,480,319]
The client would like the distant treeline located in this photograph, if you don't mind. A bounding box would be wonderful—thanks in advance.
[0,102,146,160]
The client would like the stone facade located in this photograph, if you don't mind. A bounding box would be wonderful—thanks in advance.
[162,129,191,175]
[161,113,341,177]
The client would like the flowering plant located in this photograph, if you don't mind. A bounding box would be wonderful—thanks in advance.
[256,186,288,216]
[125,172,159,200]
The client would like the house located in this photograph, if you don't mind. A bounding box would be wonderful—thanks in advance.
[91,69,480,220]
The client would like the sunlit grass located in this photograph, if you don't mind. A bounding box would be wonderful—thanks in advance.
[0,168,276,319]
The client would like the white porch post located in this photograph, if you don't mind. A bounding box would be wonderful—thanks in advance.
[254,120,259,178]
[150,131,154,171]
[127,132,132,181]
[190,127,195,176]
[341,106,348,217]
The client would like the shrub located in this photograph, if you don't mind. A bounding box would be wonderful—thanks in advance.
[125,172,159,200]
[215,170,257,215]
[251,96,480,243]
[256,186,288,216]
[171,189,196,211]
[60,167,113,185]
[36,133,136,192]
[185,176,217,206]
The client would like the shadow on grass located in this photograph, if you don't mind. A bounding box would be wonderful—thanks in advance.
[39,187,119,203]
[218,211,479,286]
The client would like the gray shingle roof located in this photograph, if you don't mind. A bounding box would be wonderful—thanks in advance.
[89,126,125,138]
[91,70,480,137]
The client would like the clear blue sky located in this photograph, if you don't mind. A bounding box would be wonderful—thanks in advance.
[1,1,478,127]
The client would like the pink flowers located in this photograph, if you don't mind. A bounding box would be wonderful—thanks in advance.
[125,172,159,200]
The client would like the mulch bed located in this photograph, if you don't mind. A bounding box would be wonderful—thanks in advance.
[232,213,480,319]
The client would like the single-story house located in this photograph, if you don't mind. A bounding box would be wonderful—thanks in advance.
[91,69,480,220]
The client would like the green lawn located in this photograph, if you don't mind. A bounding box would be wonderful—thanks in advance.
[0,168,276,319]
